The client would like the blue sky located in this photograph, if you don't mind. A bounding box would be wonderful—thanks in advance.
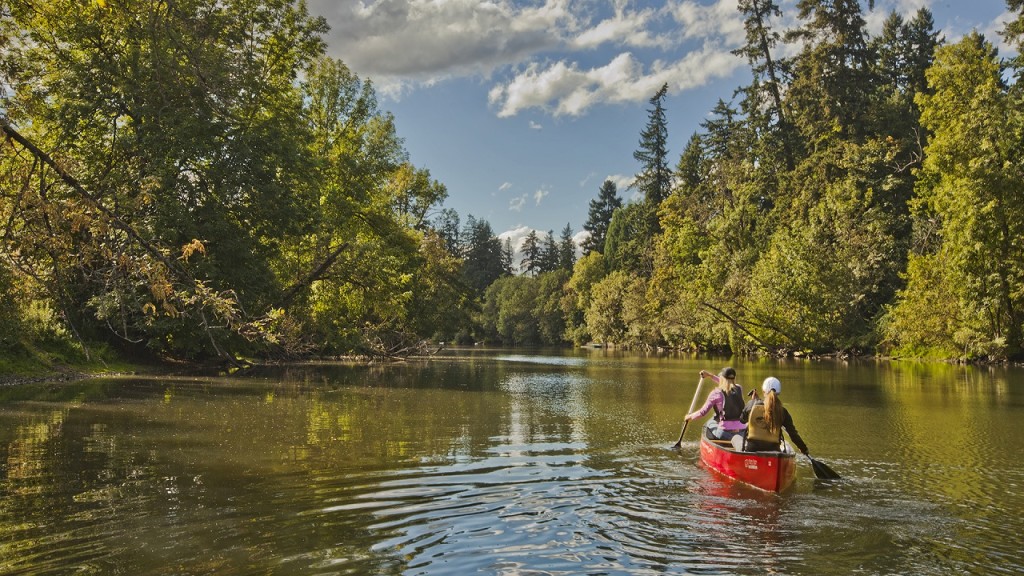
[306,0,1015,255]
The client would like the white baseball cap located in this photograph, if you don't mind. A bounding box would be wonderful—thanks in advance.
[762,377,782,394]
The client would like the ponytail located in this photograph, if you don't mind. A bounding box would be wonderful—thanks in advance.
[763,390,783,436]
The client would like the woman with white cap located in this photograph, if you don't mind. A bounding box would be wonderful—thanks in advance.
[740,376,809,455]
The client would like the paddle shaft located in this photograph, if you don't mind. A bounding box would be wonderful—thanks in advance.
[672,376,705,447]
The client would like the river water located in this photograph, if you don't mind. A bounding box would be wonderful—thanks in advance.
[1,348,1021,575]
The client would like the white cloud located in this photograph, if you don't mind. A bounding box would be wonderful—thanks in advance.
[489,45,743,117]
[573,229,591,248]
[499,181,513,192]
[498,225,536,253]
[982,11,1019,57]
[509,194,528,211]
[309,0,573,94]
[605,173,635,192]
[571,3,670,50]
[668,0,745,44]
[533,187,550,205]
[529,120,543,130]
[309,0,749,111]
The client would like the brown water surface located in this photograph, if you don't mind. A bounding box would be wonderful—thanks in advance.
[1,348,1020,574]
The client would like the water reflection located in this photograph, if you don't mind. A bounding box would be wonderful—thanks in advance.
[0,352,1022,574]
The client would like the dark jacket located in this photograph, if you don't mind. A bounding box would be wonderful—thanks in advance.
[740,399,809,454]
[714,385,745,422]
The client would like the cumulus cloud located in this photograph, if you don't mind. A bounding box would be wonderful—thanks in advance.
[571,3,671,50]
[529,120,543,130]
[533,187,550,205]
[489,45,743,117]
[308,0,573,94]
[668,0,745,44]
[498,225,537,254]
[573,229,591,249]
[981,10,1019,57]
[605,173,635,191]
[308,0,750,112]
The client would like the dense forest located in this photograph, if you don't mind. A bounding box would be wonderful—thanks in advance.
[2,0,1023,365]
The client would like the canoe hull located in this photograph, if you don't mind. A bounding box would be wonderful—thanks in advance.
[699,434,797,493]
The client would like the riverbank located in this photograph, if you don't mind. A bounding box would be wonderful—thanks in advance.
[0,340,160,387]
[0,363,150,388]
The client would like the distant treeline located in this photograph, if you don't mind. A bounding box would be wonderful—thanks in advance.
[2,0,1024,364]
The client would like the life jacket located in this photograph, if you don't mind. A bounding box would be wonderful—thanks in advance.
[746,403,781,445]
[714,386,745,422]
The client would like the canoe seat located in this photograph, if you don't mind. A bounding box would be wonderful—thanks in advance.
[728,434,786,454]
[731,434,745,452]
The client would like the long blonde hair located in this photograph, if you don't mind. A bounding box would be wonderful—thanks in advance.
[763,389,783,435]
[718,368,737,394]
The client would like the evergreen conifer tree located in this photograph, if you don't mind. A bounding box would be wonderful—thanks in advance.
[582,180,622,255]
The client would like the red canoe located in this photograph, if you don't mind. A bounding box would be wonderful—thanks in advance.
[699,433,797,493]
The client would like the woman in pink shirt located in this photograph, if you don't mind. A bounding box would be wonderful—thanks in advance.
[684,367,746,440]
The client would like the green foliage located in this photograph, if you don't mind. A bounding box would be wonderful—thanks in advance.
[786,0,874,141]
[886,33,1024,359]
[460,216,508,292]
[478,270,570,346]
[406,232,473,343]
[563,252,606,344]
[605,202,656,276]
[585,271,632,346]
[0,1,459,362]
[0,263,23,350]
[482,276,540,345]
[584,271,654,348]
[648,194,716,349]
[1004,0,1024,65]
[2,0,1021,365]
[536,270,571,344]
[882,252,989,359]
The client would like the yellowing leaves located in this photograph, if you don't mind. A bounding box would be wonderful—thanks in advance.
[180,239,206,262]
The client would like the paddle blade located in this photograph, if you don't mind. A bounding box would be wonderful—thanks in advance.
[809,457,841,480]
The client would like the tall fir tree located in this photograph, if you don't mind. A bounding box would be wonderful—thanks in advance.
[520,230,541,276]
[582,180,622,255]
[461,216,506,292]
[785,0,875,140]
[734,0,795,169]
[433,208,462,255]
[558,224,576,270]
[541,231,560,273]
[501,237,515,275]
[633,83,672,209]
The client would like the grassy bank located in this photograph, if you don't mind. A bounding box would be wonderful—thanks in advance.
[0,339,148,386]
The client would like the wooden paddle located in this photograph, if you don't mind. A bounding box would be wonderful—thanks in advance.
[671,376,704,449]
[806,454,841,480]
